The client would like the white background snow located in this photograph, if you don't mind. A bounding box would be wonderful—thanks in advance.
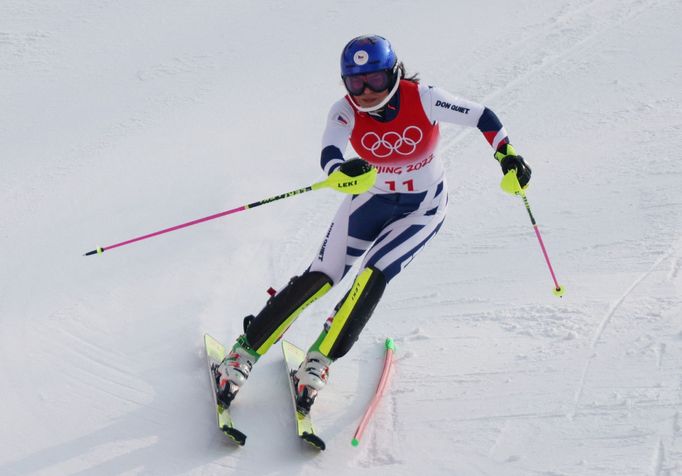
[2,1,681,475]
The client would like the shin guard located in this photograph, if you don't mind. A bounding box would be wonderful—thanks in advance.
[245,271,332,355]
[316,267,386,360]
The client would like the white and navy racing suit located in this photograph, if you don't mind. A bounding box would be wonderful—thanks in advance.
[239,79,514,361]
[309,79,510,284]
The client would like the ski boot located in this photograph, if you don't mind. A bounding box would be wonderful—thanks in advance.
[213,335,259,407]
[293,350,332,414]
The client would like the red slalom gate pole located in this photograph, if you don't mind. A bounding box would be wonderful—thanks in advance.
[352,338,396,447]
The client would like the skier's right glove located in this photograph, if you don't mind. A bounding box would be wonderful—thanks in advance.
[339,158,373,177]
[327,157,377,195]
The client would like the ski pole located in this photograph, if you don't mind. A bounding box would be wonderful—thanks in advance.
[352,338,396,447]
[501,170,565,297]
[83,167,377,256]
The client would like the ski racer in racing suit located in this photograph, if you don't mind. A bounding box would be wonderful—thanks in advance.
[214,35,531,414]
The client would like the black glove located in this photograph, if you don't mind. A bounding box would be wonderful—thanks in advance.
[339,158,373,178]
[494,144,531,188]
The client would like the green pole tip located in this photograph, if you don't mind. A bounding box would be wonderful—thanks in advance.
[351,438,359,447]
[385,338,395,351]
[553,285,565,298]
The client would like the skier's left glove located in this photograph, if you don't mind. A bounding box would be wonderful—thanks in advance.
[494,144,531,188]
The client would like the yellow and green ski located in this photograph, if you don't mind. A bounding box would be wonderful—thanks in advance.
[282,340,326,451]
[204,334,247,446]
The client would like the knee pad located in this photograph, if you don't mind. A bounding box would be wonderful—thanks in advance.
[245,270,332,355]
[318,266,386,360]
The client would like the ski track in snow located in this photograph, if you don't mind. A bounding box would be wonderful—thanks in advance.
[569,246,676,415]
[589,248,675,350]
[571,251,677,425]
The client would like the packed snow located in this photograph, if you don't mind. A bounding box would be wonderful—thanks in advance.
[1,1,681,474]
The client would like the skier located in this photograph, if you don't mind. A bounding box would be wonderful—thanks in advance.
[214,35,531,413]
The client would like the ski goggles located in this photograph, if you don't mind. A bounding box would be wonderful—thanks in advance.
[342,70,393,96]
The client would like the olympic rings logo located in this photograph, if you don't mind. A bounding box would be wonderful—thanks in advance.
[360,126,423,158]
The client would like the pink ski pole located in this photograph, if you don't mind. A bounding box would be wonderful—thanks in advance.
[84,168,379,257]
[501,170,565,297]
[83,186,312,256]
[519,193,565,297]
[352,338,396,447]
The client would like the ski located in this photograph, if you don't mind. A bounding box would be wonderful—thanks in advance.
[282,340,326,451]
[204,334,247,446]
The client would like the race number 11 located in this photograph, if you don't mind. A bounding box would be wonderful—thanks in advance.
[385,179,414,192]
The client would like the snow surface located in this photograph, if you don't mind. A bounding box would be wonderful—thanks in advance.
[2,1,681,475]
